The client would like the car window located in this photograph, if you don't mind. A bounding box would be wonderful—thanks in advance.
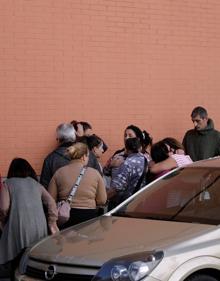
[113,167,220,225]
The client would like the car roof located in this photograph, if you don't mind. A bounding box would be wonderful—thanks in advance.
[187,156,220,168]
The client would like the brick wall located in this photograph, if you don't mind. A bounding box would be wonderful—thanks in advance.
[1,0,220,176]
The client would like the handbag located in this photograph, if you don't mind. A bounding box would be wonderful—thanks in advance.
[57,167,86,226]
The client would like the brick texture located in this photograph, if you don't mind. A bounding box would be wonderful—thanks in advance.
[1,0,220,175]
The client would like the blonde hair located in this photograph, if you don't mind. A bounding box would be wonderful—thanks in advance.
[67,142,88,160]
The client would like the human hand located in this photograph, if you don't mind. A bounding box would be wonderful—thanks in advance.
[176,149,185,155]
[49,223,59,235]
[76,123,84,137]
[148,160,155,168]
[107,188,117,199]
[110,155,124,167]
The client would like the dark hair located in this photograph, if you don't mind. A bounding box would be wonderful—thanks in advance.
[142,130,153,149]
[70,120,92,139]
[102,141,108,153]
[191,106,208,119]
[7,158,38,181]
[125,125,152,152]
[125,125,143,142]
[79,121,92,131]
[78,135,107,153]
[70,120,78,131]
[84,134,103,150]
[151,141,169,163]
[77,135,88,144]
[162,137,184,152]
[125,138,141,153]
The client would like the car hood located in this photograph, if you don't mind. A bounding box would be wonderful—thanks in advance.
[29,216,215,266]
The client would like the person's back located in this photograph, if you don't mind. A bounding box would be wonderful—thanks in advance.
[0,177,48,264]
[183,106,220,161]
[40,144,72,187]
[49,163,106,209]
[48,142,107,228]
[0,158,58,278]
[40,123,76,188]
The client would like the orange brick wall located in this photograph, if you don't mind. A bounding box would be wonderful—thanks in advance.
[1,0,220,176]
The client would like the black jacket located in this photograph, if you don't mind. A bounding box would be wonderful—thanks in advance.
[40,142,73,189]
[40,143,103,189]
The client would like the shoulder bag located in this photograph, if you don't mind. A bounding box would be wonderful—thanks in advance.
[57,167,86,226]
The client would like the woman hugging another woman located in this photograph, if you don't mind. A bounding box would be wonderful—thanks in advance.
[149,137,193,179]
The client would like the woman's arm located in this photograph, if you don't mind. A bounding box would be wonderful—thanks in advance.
[48,176,58,202]
[41,186,59,234]
[96,175,107,205]
[0,183,10,226]
[149,157,177,174]
[107,187,117,199]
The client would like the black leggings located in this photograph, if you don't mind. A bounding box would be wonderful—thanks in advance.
[60,208,98,230]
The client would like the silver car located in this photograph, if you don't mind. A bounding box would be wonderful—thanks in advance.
[16,157,220,281]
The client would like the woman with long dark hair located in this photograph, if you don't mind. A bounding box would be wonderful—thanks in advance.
[0,158,58,280]
[103,124,152,180]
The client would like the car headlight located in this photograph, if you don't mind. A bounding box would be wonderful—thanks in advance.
[18,248,31,275]
[92,251,163,281]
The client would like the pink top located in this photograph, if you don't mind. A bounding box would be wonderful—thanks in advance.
[171,154,193,167]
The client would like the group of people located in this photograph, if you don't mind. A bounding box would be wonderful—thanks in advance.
[1,105,220,279]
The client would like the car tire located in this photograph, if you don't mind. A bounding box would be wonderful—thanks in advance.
[186,274,218,281]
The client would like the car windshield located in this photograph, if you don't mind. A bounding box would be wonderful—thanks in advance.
[113,167,220,225]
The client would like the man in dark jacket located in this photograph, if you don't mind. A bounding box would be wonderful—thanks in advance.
[183,106,220,161]
[40,123,76,189]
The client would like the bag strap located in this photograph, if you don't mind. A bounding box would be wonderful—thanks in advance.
[133,157,148,194]
[67,167,87,203]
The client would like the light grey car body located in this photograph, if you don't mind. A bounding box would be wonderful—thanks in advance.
[16,157,220,281]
